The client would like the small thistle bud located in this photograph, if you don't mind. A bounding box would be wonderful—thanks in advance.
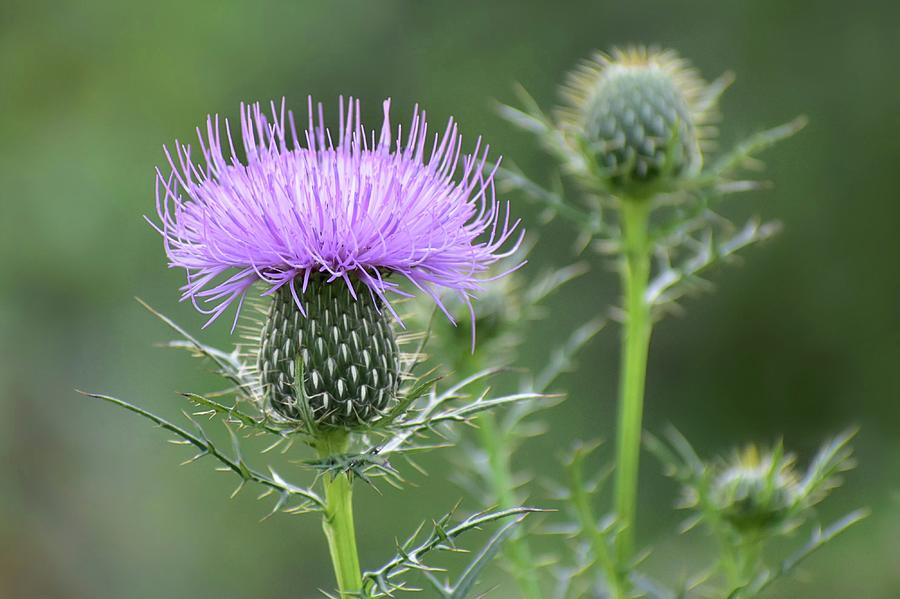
[654,431,856,544]
[258,278,400,429]
[710,445,798,534]
[558,47,720,194]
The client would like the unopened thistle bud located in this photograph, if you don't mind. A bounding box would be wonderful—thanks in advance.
[710,445,798,534]
[258,278,399,428]
[558,47,721,194]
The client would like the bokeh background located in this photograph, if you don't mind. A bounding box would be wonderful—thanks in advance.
[2,1,898,597]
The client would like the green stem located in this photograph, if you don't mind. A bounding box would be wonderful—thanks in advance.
[718,534,743,592]
[723,534,764,596]
[613,198,653,566]
[566,450,626,599]
[476,412,543,599]
[317,432,363,597]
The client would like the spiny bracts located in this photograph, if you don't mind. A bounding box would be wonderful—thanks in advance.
[558,47,723,194]
[710,445,798,534]
[258,277,399,429]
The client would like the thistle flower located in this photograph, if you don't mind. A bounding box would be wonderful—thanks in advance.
[153,98,522,428]
[557,46,726,194]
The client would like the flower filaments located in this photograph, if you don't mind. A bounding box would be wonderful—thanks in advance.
[154,97,521,327]
[558,47,722,194]
[154,98,522,428]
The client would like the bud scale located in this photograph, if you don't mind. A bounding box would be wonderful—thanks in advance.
[558,47,714,193]
[258,278,400,429]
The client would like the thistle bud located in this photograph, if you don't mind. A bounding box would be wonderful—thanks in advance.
[558,47,717,194]
[257,278,400,429]
[710,446,798,534]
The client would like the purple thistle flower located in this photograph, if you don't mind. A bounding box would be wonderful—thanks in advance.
[153,97,523,330]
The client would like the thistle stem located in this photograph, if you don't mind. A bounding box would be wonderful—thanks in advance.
[317,431,364,597]
[613,198,653,566]
[721,533,763,594]
[567,448,627,599]
[476,412,543,599]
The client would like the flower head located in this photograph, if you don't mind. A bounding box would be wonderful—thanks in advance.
[556,47,728,194]
[710,444,800,534]
[154,97,522,329]
[653,432,857,540]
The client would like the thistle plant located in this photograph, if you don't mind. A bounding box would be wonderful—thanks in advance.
[78,47,866,599]
[495,46,863,597]
[83,97,545,598]
[411,250,603,599]
[646,429,866,597]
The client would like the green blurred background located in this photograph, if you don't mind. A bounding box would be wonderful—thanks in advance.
[2,0,898,596]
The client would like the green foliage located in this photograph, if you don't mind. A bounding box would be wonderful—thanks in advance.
[79,40,864,599]
[76,389,325,515]
[412,246,604,599]
[556,441,622,598]
[82,299,547,597]
[498,84,805,318]
[5,3,896,597]
[493,45,863,599]
[646,428,864,596]
[727,509,869,599]
[363,506,545,598]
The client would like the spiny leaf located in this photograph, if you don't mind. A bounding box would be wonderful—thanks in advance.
[646,218,781,309]
[449,519,524,599]
[525,262,590,306]
[496,86,553,136]
[532,318,605,393]
[138,298,255,391]
[306,450,404,490]
[797,428,857,503]
[379,372,443,427]
[397,391,549,430]
[363,507,545,597]
[78,390,324,511]
[706,116,808,182]
[496,162,604,236]
[376,367,546,457]
[727,509,868,599]
[181,392,289,436]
